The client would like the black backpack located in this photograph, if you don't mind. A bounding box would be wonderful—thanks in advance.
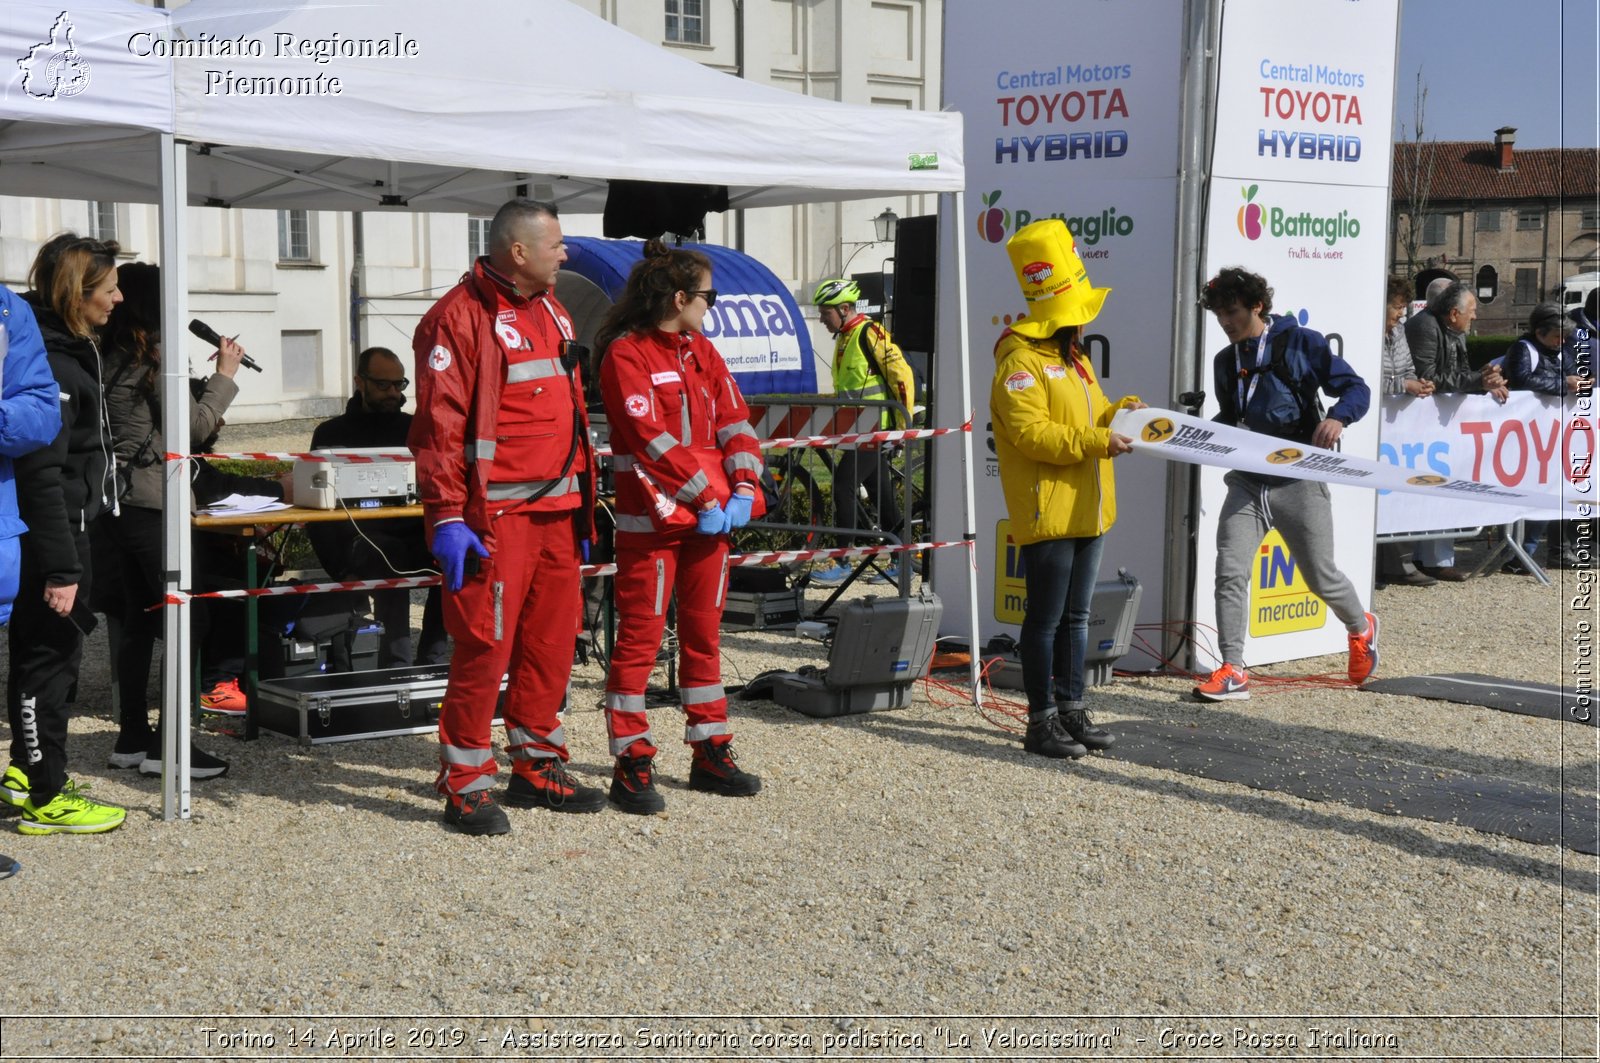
[1234,329,1326,442]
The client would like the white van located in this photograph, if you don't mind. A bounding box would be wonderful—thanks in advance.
[1559,271,1600,314]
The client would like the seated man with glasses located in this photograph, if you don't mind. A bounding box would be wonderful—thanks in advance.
[305,346,448,668]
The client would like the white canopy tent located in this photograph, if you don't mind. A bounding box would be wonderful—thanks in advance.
[166,0,959,210]
[0,0,171,195]
[4,0,981,820]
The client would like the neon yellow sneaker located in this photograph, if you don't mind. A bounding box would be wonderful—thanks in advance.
[1,765,28,810]
[19,781,125,835]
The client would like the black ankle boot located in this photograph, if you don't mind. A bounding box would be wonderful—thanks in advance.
[1058,703,1115,751]
[1023,713,1087,759]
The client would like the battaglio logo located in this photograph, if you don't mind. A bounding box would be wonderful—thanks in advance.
[18,12,92,99]
[976,191,1011,243]
[975,190,1134,247]
[1236,185,1360,247]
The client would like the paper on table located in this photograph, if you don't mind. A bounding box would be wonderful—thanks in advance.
[198,494,291,516]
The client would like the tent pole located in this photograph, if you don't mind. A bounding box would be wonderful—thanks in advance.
[158,133,192,821]
[1164,0,1224,670]
[949,190,983,708]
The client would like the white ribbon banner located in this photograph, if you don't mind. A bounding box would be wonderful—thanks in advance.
[1111,407,1580,512]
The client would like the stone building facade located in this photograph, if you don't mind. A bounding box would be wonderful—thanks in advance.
[1391,127,1600,335]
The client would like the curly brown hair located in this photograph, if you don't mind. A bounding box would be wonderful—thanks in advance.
[1202,266,1273,321]
[1384,275,1411,306]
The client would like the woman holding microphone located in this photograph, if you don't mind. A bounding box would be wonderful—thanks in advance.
[100,262,257,778]
[595,240,765,814]
[990,220,1143,760]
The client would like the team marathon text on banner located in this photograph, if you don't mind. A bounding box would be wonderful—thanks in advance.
[1113,407,1581,515]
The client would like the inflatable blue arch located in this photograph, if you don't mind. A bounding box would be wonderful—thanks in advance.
[557,236,817,396]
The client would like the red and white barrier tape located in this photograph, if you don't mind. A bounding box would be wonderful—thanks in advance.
[159,540,963,605]
[182,419,970,464]
[752,420,970,452]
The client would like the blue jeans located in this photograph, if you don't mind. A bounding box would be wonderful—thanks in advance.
[1018,534,1106,715]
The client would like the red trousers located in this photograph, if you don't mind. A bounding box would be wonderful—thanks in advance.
[437,509,580,796]
[604,532,731,757]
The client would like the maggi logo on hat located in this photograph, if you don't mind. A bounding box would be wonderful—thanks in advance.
[1005,219,1109,337]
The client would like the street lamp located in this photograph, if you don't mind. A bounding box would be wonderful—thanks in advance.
[873,206,899,244]
[839,206,900,275]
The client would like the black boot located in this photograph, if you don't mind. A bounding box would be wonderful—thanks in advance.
[1058,703,1115,752]
[1023,712,1087,759]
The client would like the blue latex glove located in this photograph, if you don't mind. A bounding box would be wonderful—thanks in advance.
[579,537,591,564]
[696,502,731,536]
[725,491,754,530]
[432,522,489,592]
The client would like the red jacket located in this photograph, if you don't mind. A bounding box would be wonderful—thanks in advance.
[409,259,595,538]
[600,329,763,539]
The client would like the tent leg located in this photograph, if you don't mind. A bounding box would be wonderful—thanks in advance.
[158,133,193,822]
[948,190,983,708]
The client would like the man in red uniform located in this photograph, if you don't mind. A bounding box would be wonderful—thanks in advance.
[409,199,604,835]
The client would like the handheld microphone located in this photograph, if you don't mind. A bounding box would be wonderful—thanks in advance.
[188,318,263,373]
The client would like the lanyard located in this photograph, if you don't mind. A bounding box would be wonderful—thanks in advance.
[1235,334,1266,410]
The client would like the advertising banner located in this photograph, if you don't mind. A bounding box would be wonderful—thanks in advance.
[1376,391,1592,533]
[935,0,1187,655]
[1194,0,1400,668]
[1115,405,1578,513]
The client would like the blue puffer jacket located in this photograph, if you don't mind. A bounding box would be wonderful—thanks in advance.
[1502,334,1572,395]
[1211,314,1369,441]
[0,288,66,624]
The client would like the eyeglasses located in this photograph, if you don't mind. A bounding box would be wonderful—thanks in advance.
[686,289,718,307]
[361,375,409,392]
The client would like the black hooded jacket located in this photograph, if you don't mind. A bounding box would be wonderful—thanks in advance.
[17,293,116,584]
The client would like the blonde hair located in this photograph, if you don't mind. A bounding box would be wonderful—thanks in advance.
[28,232,120,338]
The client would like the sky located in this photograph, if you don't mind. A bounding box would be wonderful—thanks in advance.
[1395,0,1599,147]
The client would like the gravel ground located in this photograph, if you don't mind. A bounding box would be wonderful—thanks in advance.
[0,419,1594,1060]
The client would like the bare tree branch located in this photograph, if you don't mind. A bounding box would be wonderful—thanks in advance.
[1395,71,1439,279]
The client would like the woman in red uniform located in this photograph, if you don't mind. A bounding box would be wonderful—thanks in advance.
[596,240,765,814]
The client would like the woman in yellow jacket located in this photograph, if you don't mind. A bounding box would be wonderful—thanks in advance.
[990,220,1143,759]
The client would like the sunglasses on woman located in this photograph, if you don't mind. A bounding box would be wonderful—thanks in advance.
[686,289,718,307]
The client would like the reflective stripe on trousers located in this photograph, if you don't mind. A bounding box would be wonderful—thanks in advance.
[436,509,580,796]
[604,533,732,758]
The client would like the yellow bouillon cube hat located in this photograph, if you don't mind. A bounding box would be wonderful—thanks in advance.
[1004,218,1110,337]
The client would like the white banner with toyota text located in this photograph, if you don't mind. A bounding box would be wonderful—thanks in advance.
[1375,390,1593,534]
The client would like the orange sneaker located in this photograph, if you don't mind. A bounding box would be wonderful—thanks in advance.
[1194,663,1250,702]
[1348,611,1379,684]
[199,677,247,716]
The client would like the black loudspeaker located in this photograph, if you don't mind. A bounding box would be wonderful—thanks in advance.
[892,215,937,352]
[603,179,729,240]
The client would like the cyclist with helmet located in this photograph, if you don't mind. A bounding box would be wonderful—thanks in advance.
[810,278,917,584]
